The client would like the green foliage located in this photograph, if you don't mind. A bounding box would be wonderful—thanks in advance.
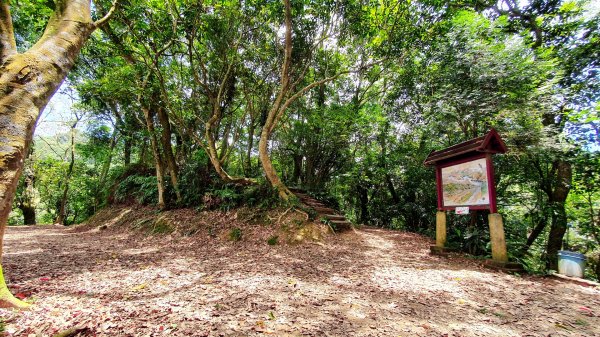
[11,0,54,51]
[463,227,490,256]
[178,150,213,206]
[7,208,24,226]
[267,235,279,245]
[229,227,242,242]
[150,218,174,235]
[444,213,492,257]
[115,175,159,205]
[203,183,280,211]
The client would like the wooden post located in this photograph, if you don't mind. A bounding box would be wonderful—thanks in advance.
[436,211,447,248]
[488,213,508,262]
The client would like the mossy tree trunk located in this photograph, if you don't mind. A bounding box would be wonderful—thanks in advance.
[157,106,181,204]
[0,0,115,308]
[142,106,166,209]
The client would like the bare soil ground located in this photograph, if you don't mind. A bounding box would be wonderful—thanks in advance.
[1,212,599,336]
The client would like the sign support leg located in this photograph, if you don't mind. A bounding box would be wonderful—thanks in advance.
[488,213,508,262]
[436,211,447,248]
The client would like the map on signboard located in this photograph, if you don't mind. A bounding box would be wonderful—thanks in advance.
[441,158,489,207]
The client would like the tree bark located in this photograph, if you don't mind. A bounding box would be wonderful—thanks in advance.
[18,158,36,225]
[546,202,568,270]
[245,117,255,176]
[258,0,293,199]
[358,184,369,225]
[291,153,303,186]
[56,118,79,225]
[545,159,572,270]
[95,126,118,210]
[124,136,131,166]
[20,203,36,225]
[142,107,166,209]
[0,0,115,308]
[157,107,181,203]
[138,138,148,165]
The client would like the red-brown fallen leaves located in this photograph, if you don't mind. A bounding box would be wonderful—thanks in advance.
[1,217,599,336]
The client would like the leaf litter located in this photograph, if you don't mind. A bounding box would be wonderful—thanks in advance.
[0,207,599,336]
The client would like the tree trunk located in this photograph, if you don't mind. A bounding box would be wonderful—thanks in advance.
[257,0,345,199]
[291,154,303,187]
[138,138,149,165]
[0,0,115,308]
[546,202,568,270]
[357,184,369,225]
[56,119,78,225]
[96,127,118,210]
[245,114,256,176]
[385,174,400,204]
[305,154,316,189]
[545,159,572,270]
[259,127,292,199]
[257,0,294,200]
[142,107,166,209]
[18,160,36,225]
[124,134,132,166]
[157,107,181,203]
[20,204,36,225]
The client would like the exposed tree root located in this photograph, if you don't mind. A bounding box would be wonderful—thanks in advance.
[0,265,30,309]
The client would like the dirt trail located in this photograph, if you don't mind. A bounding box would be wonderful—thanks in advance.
[1,225,599,336]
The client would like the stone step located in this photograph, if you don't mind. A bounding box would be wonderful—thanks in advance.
[292,191,351,232]
[322,214,345,221]
[312,206,336,214]
[328,220,353,230]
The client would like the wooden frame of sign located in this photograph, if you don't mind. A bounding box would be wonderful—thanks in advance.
[424,129,506,212]
[436,154,497,213]
[424,129,520,270]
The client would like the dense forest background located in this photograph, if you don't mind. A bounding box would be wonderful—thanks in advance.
[6,0,599,279]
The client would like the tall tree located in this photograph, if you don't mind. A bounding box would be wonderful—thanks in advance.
[0,0,115,308]
[259,0,353,199]
[55,111,83,225]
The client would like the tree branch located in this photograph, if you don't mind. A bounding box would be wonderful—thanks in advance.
[271,71,348,134]
[100,22,136,64]
[268,0,293,125]
[0,1,17,63]
[93,0,118,28]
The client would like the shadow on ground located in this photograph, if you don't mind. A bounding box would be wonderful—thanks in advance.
[1,224,599,337]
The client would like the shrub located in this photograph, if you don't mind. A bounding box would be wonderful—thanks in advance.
[229,227,242,241]
[267,235,279,245]
[114,175,159,205]
[178,150,214,207]
[204,183,280,211]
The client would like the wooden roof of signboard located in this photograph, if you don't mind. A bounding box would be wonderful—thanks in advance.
[423,129,507,166]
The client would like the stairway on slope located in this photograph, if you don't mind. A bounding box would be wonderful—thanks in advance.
[290,189,353,232]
